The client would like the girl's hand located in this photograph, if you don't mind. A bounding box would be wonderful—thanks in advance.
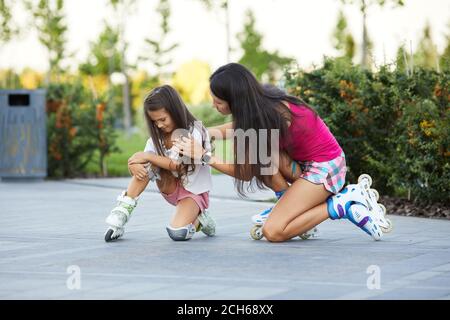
[128,163,148,181]
[128,152,151,165]
[174,136,204,160]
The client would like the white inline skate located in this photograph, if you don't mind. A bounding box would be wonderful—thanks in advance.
[326,173,393,240]
[250,210,320,241]
[249,189,320,241]
[197,209,216,236]
[104,191,138,242]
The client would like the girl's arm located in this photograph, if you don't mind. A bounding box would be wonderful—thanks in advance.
[128,152,180,171]
[208,121,234,140]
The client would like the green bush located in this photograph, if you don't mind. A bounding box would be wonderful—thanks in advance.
[284,58,449,204]
[46,81,118,177]
[189,103,232,127]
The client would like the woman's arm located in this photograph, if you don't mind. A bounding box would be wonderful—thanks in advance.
[173,137,255,180]
[208,121,234,140]
[209,155,236,178]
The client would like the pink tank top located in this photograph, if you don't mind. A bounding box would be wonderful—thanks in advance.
[281,103,342,162]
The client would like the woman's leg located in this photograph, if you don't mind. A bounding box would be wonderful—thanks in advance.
[277,151,301,184]
[262,178,331,242]
[264,151,301,193]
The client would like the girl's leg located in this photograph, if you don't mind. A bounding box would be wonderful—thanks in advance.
[155,172,178,195]
[126,175,150,198]
[170,197,201,228]
[156,174,204,237]
[104,174,152,242]
[262,178,331,242]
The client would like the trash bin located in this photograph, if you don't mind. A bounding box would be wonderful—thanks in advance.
[0,89,47,180]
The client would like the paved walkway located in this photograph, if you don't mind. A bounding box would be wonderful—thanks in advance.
[1,176,450,299]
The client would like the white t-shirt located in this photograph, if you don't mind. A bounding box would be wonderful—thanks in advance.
[143,124,212,195]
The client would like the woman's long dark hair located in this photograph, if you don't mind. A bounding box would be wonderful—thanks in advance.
[143,85,200,188]
[210,63,315,196]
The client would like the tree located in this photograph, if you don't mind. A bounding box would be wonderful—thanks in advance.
[413,21,440,71]
[140,0,178,80]
[331,10,356,60]
[0,0,20,43]
[79,23,122,76]
[0,0,22,88]
[340,0,404,68]
[440,22,450,71]
[395,44,413,75]
[197,0,231,62]
[108,0,138,136]
[25,0,69,81]
[237,10,293,83]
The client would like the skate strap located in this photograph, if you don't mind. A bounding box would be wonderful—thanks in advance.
[275,190,285,199]
[111,206,130,216]
[357,216,370,228]
[116,194,137,206]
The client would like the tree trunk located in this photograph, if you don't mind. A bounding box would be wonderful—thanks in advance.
[120,14,132,137]
[361,0,369,68]
[121,58,132,137]
[225,1,231,63]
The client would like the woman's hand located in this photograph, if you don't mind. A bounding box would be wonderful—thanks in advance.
[173,136,204,160]
[128,163,148,181]
[128,151,151,165]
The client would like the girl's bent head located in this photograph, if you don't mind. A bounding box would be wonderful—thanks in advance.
[143,85,196,137]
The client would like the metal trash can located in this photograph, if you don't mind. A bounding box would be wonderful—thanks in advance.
[0,89,47,180]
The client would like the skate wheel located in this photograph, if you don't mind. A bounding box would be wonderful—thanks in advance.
[104,229,115,242]
[378,203,387,216]
[381,218,393,233]
[370,189,379,201]
[358,174,372,187]
[250,225,263,240]
[299,233,311,240]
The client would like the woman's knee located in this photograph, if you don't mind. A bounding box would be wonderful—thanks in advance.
[262,223,286,242]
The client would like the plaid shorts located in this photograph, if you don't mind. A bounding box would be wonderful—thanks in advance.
[296,152,347,194]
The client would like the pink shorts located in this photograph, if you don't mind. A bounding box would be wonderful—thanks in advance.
[296,152,347,194]
[161,182,210,212]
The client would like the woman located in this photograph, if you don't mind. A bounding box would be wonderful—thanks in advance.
[175,63,390,242]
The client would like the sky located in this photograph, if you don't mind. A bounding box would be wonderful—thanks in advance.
[0,0,449,74]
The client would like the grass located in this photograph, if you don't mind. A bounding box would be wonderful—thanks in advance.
[85,129,233,177]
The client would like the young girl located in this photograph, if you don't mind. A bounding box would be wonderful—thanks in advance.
[104,85,216,242]
[175,63,392,242]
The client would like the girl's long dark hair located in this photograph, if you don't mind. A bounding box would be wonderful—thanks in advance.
[143,85,200,188]
[210,63,315,196]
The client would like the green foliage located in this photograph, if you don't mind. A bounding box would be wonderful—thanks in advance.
[189,103,231,128]
[414,22,440,70]
[440,23,450,71]
[237,9,293,83]
[46,81,118,177]
[340,0,404,68]
[284,58,449,204]
[340,0,404,10]
[332,10,355,60]
[0,0,19,43]
[25,0,69,77]
[139,0,178,76]
[79,24,122,76]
